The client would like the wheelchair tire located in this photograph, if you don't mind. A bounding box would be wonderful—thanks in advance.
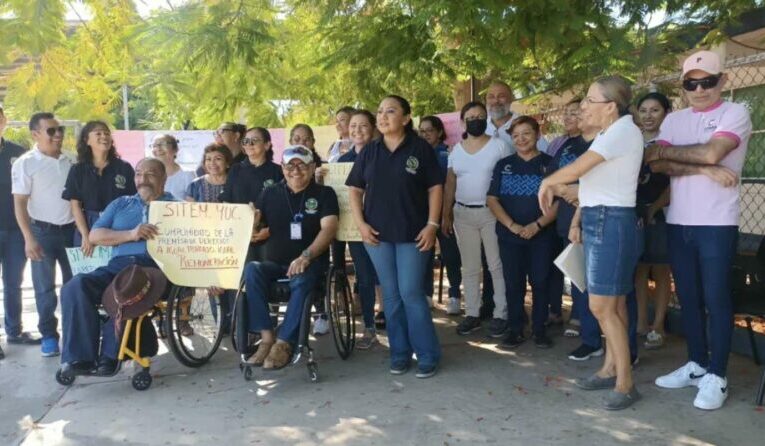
[307,362,319,383]
[325,265,355,359]
[132,369,152,391]
[55,368,75,386]
[165,286,224,368]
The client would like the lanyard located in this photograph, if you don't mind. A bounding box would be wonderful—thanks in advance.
[284,187,307,223]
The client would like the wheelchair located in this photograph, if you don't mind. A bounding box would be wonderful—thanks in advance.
[230,260,355,382]
[55,283,227,391]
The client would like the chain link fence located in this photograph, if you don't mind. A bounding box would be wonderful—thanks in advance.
[535,52,765,254]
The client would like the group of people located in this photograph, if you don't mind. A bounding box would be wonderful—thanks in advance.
[0,50,751,412]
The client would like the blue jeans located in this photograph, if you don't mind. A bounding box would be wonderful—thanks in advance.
[498,239,554,336]
[667,224,737,377]
[348,242,377,330]
[244,259,325,344]
[61,255,156,363]
[365,242,441,368]
[426,231,462,299]
[0,229,27,337]
[30,222,74,339]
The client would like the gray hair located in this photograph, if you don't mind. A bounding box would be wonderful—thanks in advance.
[594,76,632,116]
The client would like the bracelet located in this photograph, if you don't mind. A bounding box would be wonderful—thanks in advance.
[535,221,543,230]
[427,220,440,229]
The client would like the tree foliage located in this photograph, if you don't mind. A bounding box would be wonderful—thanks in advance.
[0,0,761,128]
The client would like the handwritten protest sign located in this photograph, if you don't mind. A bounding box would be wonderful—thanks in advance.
[147,202,254,289]
[66,246,113,275]
[322,163,361,242]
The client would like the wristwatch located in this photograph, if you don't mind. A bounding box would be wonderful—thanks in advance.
[301,248,312,260]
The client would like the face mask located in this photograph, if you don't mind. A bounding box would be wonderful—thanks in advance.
[465,119,488,137]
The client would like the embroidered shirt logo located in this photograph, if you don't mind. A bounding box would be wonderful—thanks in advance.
[114,174,127,189]
[263,179,275,188]
[405,156,419,174]
[305,198,319,214]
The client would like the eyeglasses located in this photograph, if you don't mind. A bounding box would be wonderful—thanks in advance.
[241,137,263,146]
[282,163,311,172]
[44,126,66,137]
[584,97,612,105]
[682,75,721,92]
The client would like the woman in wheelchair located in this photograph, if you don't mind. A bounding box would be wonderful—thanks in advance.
[242,145,339,369]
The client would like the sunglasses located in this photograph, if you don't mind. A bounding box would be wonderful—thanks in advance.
[44,126,66,137]
[241,137,263,146]
[682,75,721,92]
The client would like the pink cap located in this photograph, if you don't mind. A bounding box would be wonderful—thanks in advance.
[682,50,722,77]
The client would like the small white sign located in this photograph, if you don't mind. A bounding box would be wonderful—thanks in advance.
[66,246,113,275]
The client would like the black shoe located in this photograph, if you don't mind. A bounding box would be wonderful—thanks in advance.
[487,318,509,338]
[95,358,119,376]
[389,361,410,375]
[374,312,386,330]
[533,333,553,349]
[61,361,96,376]
[456,316,482,335]
[0,344,4,360]
[7,332,42,345]
[497,331,525,350]
[568,344,604,361]
[478,305,494,321]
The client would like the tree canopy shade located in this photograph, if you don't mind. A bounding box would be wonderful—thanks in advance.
[0,0,761,129]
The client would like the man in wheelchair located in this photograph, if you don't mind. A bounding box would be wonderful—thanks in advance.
[59,158,175,377]
[243,145,338,369]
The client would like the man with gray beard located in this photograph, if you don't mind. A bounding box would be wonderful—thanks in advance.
[484,81,549,153]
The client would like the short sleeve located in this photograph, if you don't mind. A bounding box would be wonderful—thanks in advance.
[185,179,198,200]
[590,119,637,161]
[345,145,368,188]
[496,138,513,158]
[447,144,458,169]
[420,143,444,188]
[712,104,752,148]
[61,165,82,201]
[92,197,122,230]
[656,113,677,146]
[320,187,340,218]
[487,162,502,197]
[10,157,31,195]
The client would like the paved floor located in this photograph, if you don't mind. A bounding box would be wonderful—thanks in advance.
[1,299,765,446]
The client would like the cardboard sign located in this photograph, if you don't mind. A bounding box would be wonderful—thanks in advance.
[66,246,113,275]
[147,202,254,289]
[321,163,361,242]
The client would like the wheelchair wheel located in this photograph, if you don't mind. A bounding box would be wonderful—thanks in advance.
[325,265,355,359]
[165,286,224,368]
[132,369,152,391]
[55,368,75,386]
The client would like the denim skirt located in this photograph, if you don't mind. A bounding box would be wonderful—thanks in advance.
[581,206,643,296]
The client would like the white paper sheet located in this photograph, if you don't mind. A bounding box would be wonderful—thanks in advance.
[554,243,587,293]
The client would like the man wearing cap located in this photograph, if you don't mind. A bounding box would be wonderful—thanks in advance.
[646,50,752,410]
[0,106,28,359]
[12,112,75,357]
[241,145,339,370]
[59,158,174,376]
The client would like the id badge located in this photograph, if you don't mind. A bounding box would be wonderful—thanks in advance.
[290,222,302,240]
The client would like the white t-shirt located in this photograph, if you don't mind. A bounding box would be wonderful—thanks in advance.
[11,146,74,225]
[579,115,643,207]
[166,169,196,201]
[448,137,512,205]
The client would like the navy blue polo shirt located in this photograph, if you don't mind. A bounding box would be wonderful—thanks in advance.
[434,143,449,183]
[62,158,137,212]
[0,139,26,231]
[220,159,283,204]
[256,180,339,267]
[546,136,591,238]
[345,132,443,243]
[488,152,554,244]
[337,147,360,163]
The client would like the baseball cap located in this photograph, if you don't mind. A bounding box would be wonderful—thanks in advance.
[282,145,315,164]
[682,50,722,77]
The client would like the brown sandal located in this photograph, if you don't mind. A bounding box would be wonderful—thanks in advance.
[246,342,273,366]
[263,342,292,370]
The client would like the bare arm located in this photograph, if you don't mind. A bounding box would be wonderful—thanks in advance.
[569,207,582,244]
[348,186,379,245]
[89,224,158,247]
[487,196,520,234]
[649,160,738,187]
[70,200,94,256]
[441,169,457,235]
[539,151,605,215]
[286,215,338,277]
[13,194,43,261]
[645,137,738,166]
[416,184,443,251]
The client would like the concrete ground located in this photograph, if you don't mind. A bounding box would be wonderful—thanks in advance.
[1,274,765,446]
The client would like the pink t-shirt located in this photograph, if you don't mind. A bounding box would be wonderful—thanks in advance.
[657,101,752,226]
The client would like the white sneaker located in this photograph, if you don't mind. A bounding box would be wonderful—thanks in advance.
[312,316,329,336]
[446,297,461,315]
[655,361,707,389]
[694,374,728,410]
